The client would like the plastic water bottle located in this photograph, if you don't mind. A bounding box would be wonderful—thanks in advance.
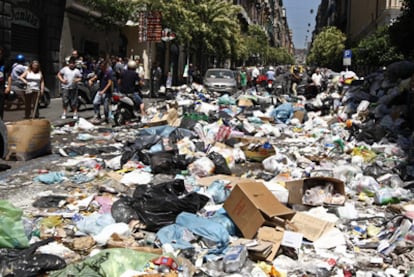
[223,245,248,273]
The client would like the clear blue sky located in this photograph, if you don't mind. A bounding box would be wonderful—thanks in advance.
[284,0,321,49]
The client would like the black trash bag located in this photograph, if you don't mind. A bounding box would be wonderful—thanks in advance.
[132,134,162,151]
[208,152,232,175]
[0,238,66,277]
[363,164,391,178]
[120,146,139,167]
[169,128,196,144]
[150,151,178,174]
[179,117,198,130]
[32,196,67,208]
[173,154,195,170]
[193,140,206,152]
[130,179,209,231]
[356,126,386,144]
[111,197,139,223]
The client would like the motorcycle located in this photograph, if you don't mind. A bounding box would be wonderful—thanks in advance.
[4,84,51,110]
[76,73,99,110]
[266,79,274,94]
[111,91,141,126]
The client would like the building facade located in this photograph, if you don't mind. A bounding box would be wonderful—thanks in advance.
[0,0,66,94]
[314,0,403,42]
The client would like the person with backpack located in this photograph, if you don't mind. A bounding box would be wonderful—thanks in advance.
[5,54,28,114]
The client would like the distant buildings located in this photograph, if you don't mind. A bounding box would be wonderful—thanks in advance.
[314,0,403,42]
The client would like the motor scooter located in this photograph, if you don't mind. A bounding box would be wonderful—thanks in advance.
[77,73,99,110]
[111,91,141,126]
[266,79,274,94]
[4,82,51,110]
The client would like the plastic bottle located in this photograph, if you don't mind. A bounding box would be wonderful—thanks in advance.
[223,245,248,273]
[374,187,400,205]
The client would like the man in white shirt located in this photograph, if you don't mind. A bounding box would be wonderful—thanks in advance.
[311,67,323,93]
[251,65,260,91]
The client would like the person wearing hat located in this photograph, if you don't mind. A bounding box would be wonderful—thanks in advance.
[118,60,146,116]
[5,54,27,113]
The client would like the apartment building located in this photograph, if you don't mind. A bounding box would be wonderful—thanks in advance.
[314,0,403,42]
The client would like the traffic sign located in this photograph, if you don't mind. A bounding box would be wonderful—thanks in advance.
[343,49,352,66]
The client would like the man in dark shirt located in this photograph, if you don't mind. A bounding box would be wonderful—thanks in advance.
[89,60,113,122]
[118,60,146,116]
[0,47,5,119]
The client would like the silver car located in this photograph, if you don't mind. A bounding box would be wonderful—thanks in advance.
[203,68,237,94]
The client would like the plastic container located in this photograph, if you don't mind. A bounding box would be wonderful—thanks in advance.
[223,245,248,273]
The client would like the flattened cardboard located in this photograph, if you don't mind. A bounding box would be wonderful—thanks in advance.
[289,212,334,242]
[284,177,345,206]
[196,174,256,187]
[255,226,284,261]
[223,181,294,239]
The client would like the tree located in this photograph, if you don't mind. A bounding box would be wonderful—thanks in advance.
[266,47,294,65]
[389,0,414,59]
[79,0,140,29]
[353,26,403,68]
[306,26,346,70]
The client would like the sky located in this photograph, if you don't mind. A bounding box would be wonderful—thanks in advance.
[284,0,321,49]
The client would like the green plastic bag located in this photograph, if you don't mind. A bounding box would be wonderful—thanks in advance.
[50,248,160,277]
[0,200,30,248]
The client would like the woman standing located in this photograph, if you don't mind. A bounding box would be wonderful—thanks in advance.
[19,60,44,118]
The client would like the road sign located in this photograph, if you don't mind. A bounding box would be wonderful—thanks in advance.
[137,11,162,43]
[343,49,352,58]
[343,49,352,66]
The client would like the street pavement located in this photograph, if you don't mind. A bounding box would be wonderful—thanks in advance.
[2,97,95,124]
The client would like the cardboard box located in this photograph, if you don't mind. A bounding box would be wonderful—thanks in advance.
[146,108,180,127]
[284,177,345,206]
[223,181,295,239]
[293,110,305,123]
[238,98,254,107]
[242,144,276,162]
[6,119,51,161]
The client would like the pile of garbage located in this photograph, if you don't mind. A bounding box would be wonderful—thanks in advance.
[2,61,414,276]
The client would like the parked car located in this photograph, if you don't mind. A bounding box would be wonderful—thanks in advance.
[203,68,237,94]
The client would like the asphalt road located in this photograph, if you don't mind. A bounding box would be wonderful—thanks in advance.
[2,97,96,123]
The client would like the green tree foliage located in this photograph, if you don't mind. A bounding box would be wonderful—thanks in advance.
[267,47,294,65]
[353,26,403,68]
[389,0,414,59]
[79,0,140,29]
[306,26,346,70]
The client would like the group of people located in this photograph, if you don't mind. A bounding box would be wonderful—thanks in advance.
[0,48,147,122]
[0,49,45,120]
[235,64,325,97]
[57,50,146,122]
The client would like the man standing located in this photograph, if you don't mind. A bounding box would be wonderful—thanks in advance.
[57,56,82,119]
[239,66,247,92]
[251,64,260,92]
[290,66,302,96]
[89,60,113,123]
[311,67,323,93]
